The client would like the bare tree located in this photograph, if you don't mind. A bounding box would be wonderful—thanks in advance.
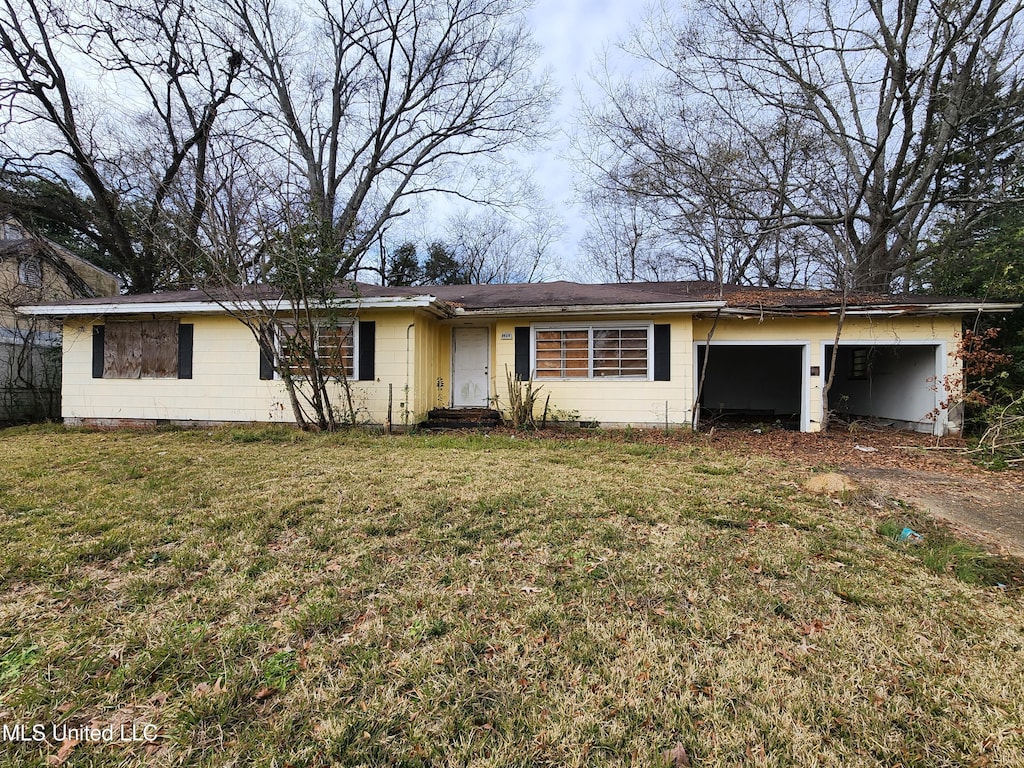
[579,188,670,282]
[218,0,553,276]
[577,63,828,288]
[579,0,1024,292]
[445,204,562,284]
[193,0,553,429]
[0,0,242,292]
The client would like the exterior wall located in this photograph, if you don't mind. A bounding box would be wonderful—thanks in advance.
[493,314,696,427]
[413,314,449,422]
[61,310,424,426]
[62,252,121,297]
[1,253,75,330]
[693,314,963,434]
[56,306,965,434]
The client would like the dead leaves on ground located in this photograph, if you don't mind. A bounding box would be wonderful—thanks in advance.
[661,742,692,767]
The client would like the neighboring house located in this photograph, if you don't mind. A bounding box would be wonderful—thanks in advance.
[21,281,1019,435]
[0,217,121,423]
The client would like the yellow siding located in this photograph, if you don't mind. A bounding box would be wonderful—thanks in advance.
[59,306,965,433]
[492,315,695,427]
[62,310,423,425]
[412,314,449,423]
[62,253,121,297]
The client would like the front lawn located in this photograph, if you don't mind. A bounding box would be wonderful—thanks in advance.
[0,426,1021,767]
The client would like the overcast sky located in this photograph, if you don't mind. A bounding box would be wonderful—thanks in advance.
[379,0,646,282]
[522,0,645,280]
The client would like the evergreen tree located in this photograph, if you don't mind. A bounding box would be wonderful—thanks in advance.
[386,242,422,286]
[421,241,465,285]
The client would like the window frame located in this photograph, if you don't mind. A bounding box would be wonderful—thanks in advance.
[92,320,192,380]
[18,257,42,287]
[530,321,654,381]
[276,320,360,382]
[849,347,870,380]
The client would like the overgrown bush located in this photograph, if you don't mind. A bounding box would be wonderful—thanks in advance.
[947,328,1024,465]
[976,392,1024,464]
[504,365,542,429]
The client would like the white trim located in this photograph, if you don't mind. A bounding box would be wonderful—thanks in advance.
[720,302,1021,318]
[693,339,811,432]
[457,301,726,318]
[18,295,449,317]
[531,321,654,381]
[820,338,948,437]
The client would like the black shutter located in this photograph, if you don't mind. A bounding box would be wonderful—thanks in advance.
[177,324,193,379]
[653,324,670,381]
[358,321,376,381]
[258,324,275,380]
[92,325,105,379]
[514,326,530,380]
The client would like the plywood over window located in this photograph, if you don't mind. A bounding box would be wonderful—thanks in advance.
[103,321,143,378]
[141,318,180,378]
[103,319,179,379]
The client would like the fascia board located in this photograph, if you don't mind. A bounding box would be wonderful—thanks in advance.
[18,295,452,317]
[720,302,1022,317]
[453,301,728,317]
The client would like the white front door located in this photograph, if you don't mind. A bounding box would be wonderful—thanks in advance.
[452,328,489,406]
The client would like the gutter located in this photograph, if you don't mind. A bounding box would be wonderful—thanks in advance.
[18,295,455,319]
[718,302,1022,318]
[453,301,728,317]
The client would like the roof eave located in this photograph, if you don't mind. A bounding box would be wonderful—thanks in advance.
[18,295,455,318]
[720,302,1022,317]
[453,301,728,317]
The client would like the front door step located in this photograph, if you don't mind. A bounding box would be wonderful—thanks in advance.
[423,407,502,430]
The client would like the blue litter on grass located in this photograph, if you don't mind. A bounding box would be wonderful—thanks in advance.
[898,527,924,543]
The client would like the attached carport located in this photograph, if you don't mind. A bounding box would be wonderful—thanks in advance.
[695,343,808,430]
[824,342,945,435]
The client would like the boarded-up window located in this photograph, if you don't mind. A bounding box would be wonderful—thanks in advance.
[102,319,180,379]
[279,324,314,379]
[279,322,356,380]
[535,326,650,379]
[103,322,143,378]
[141,319,180,378]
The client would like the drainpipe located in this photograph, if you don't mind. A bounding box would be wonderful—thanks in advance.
[404,322,414,426]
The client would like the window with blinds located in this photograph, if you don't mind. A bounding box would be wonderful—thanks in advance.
[279,323,356,379]
[534,325,650,379]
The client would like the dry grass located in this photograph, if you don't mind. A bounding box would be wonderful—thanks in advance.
[0,425,1021,767]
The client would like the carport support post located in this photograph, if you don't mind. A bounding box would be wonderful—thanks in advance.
[820,296,848,433]
[692,309,721,431]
